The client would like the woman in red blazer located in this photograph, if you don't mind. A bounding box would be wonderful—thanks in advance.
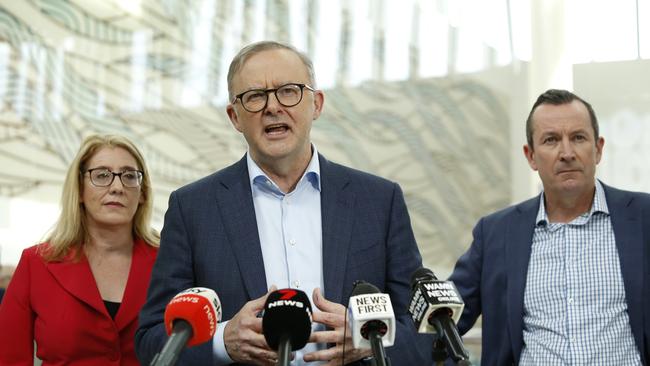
[0,135,159,365]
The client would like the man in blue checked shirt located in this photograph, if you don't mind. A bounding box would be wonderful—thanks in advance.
[449,89,650,365]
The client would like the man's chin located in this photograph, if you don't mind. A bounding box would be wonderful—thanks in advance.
[557,179,588,193]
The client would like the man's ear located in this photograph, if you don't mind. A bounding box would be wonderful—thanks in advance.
[595,136,605,164]
[523,144,538,171]
[227,104,243,133]
[312,90,324,120]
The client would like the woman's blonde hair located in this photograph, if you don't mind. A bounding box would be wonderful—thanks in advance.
[42,134,159,261]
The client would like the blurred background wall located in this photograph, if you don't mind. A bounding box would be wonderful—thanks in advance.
[0,0,649,361]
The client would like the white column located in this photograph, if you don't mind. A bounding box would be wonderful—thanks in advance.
[511,0,573,202]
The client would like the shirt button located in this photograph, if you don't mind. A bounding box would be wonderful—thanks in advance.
[293,280,300,288]
[289,239,296,246]
[568,298,574,305]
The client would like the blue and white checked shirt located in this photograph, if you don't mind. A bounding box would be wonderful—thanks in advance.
[520,180,642,365]
[213,147,325,365]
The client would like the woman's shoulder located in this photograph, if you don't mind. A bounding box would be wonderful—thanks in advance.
[13,243,52,269]
[20,243,48,259]
[21,242,80,263]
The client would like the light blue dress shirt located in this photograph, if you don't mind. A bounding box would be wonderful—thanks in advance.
[520,180,642,365]
[213,146,325,365]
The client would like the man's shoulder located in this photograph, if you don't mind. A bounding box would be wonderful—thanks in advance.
[321,156,396,188]
[481,195,539,224]
[173,158,245,197]
[602,182,650,204]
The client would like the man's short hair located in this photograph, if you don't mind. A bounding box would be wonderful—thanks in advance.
[226,41,316,101]
[525,89,599,149]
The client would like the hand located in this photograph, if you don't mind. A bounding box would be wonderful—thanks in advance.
[302,288,372,365]
[223,286,279,365]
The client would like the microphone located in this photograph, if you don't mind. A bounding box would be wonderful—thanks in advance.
[347,281,395,366]
[408,268,471,365]
[150,287,222,366]
[262,288,313,366]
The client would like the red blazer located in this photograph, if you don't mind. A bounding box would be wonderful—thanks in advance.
[0,239,157,366]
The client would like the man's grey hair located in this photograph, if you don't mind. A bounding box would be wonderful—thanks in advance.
[226,40,316,101]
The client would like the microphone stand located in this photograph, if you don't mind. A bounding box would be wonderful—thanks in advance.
[368,323,391,366]
[432,337,448,366]
[430,316,471,366]
[150,320,193,366]
[276,334,291,366]
[368,332,388,366]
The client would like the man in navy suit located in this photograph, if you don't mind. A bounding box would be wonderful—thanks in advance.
[450,89,650,365]
[136,41,433,365]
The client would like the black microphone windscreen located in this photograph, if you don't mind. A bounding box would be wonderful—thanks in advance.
[350,280,380,297]
[262,289,312,351]
[410,267,437,288]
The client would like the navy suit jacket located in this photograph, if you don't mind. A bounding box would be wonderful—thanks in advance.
[449,182,650,365]
[136,154,434,365]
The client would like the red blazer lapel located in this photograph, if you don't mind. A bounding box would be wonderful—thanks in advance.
[114,239,158,331]
[46,253,105,316]
[45,240,157,331]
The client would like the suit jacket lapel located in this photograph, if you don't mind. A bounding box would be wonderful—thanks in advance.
[505,196,539,361]
[217,156,268,300]
[214,154,358,303]
[605,185,644,350]
[319,155,355,304]
[46,251,105,316]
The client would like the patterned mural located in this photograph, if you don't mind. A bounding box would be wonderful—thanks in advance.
[0,0,511,273]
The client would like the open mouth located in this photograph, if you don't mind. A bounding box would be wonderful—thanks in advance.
[265,123,289,134]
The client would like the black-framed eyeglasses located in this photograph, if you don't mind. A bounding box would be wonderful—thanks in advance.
[232,83,315,113]
[83,168,144,188]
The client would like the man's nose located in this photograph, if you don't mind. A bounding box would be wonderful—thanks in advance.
[264,91,283,113]
[559,137,576,160]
